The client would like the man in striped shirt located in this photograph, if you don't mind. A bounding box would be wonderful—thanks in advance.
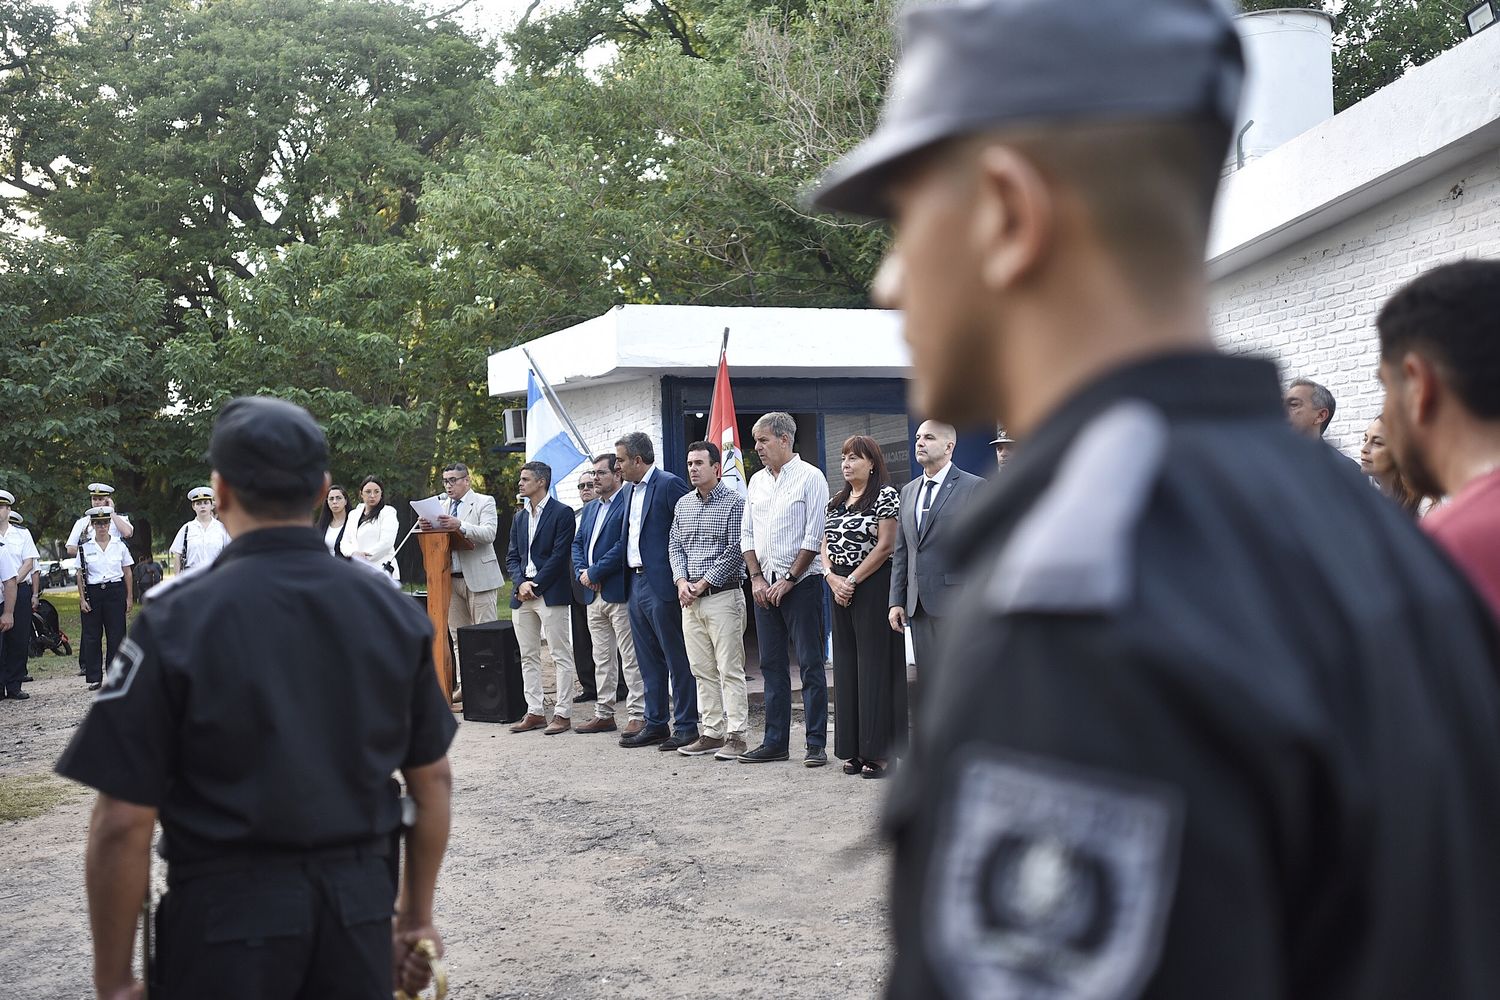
[670,441,749,760]
[739,412,831,766]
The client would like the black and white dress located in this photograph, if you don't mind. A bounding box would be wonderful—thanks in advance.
[824,484,906,763]
[825,485,900,571]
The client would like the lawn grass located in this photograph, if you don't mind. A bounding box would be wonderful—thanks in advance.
[0,774,79,822]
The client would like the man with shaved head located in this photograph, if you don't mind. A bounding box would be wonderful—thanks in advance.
[811,0,1500,996]
[888,419,982,696]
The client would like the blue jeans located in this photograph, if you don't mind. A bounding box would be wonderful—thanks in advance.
[754,576,828,751]
[628,574,699,735]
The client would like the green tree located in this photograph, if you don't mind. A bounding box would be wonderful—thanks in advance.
[0,232,172,546]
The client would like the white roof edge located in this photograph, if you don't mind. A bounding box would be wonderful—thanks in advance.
[1208,25,1500,280]
[488,304,907,397]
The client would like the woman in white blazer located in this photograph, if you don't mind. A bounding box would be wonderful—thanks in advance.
[342,476,401,580]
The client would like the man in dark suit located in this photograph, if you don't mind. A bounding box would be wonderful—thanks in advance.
[613,431,698,750]
[889,420,984,685]
[569,471,599,703]
[574,454,643,735]
[504,461,578,735]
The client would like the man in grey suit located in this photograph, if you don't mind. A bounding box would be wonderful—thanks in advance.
[420,463,502,679]
[888,421,984,683]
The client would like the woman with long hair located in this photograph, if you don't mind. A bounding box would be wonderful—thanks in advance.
[317,484,353,558]
[822,434,905,779]
[1360,417,1423,517]
[341,476,401,579]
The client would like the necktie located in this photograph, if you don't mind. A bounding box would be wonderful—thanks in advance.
[918,479,938,531]
[449,498,459,517]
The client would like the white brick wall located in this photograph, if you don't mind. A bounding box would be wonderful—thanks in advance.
[549,376,662,508]
[1209,148,1500,459]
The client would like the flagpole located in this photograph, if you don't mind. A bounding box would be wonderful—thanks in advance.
[521,346,594,457]
[719,326,729,361]
[709,327,730,429]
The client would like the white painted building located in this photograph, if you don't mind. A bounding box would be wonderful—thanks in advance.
[1209,19,1500,459]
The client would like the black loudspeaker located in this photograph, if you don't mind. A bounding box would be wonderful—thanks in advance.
[457,621,525,723]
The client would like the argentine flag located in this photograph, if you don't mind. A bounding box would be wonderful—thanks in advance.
[526,370,589,497]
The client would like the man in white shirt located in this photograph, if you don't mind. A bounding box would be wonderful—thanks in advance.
[888,420,984,688]
[0,490,39,700]
[169,486,233,574]
[739,412,831,766]
[66,483,133,556]
[78,506,135,690]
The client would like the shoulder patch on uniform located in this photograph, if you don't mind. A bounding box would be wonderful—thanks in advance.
[987,401,1168,614]
[95,637,145,703]
[923,746,1183,1000]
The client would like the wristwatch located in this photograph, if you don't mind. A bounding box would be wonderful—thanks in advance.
[785,572,800,585]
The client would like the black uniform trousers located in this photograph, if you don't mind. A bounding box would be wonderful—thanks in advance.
[2,582,32,695]
[569,594,598,700]
[154,851,395,1000]
[830,562,908,763]
[79,580,127,684]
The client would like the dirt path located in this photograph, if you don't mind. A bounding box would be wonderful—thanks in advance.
[1,677,894,998]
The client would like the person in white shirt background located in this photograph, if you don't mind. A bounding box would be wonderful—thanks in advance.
[169,486,233,575]
[65,483,133,556]
[317,484,354,557]
[0,490,40,700]
[341,475,401,580]
[78,507,134,690]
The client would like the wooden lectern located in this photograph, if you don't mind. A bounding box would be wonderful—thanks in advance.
[415,527,473,704]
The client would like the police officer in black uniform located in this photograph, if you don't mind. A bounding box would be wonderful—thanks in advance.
[810,1,1500,997]
[56,396,456,1000]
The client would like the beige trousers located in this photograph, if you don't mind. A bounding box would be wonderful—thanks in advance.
[513,600,576,719]
[448,576,499,681]
[586,598,643,721]
[681,588,748,739]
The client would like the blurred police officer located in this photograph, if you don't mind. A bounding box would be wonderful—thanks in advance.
[810,1,1500,997]
[56,396,456,1000]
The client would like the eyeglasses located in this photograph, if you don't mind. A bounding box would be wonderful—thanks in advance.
[442,476,466,484]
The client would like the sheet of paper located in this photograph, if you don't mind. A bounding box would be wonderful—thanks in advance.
[409,495,447,524]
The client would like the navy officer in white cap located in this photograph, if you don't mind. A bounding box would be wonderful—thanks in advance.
[0,491,40,699]
[77,505,134,690]
[66,482,133,557]
[810,0,1500,996]
[168,486,232,575]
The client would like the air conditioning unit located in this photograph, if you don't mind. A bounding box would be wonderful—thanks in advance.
[502,408,526,446]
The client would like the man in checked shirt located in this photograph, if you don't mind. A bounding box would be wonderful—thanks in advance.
[669,441,749,760]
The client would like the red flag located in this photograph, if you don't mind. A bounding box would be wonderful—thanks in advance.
[707,334,746,495]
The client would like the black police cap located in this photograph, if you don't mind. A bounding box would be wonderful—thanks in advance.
[209,396,328,497]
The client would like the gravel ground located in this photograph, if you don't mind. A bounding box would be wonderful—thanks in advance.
[1,670,893,999]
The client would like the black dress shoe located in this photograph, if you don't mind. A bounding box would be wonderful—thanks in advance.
[618,725,670,748]
[87,683,101,691]
[5,690,28,701]
[659,731,699,752]
[572,692,598,704]
[20,674,33,683]
[737,743,790,764]
[803,748,828,768]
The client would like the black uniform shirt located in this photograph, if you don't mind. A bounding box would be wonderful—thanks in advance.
[57,527,457,864]
[887,353,1500,999]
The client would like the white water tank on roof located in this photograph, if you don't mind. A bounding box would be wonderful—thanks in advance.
[1230,8,1336,169]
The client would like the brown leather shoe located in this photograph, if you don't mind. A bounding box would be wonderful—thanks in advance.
[509,713,547,733]
[576,716,617,734]
[621,719,646,737]
[543,716,572,735]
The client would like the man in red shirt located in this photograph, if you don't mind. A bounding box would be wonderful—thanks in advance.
[1378,259,1500,620]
